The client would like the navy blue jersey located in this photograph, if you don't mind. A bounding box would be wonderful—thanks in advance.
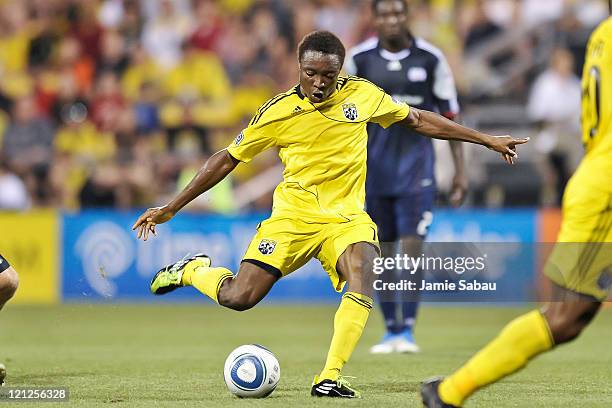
[346,37,459,196]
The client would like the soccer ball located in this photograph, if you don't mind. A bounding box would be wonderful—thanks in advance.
[223,344,280,398]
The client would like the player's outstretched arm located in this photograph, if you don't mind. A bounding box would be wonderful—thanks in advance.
[400,108,529,164]
[132,149,240,240]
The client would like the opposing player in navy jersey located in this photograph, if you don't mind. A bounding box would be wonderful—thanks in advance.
[346,0,466,354]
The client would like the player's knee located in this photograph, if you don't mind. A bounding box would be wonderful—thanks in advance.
[554,324,583,344]
[343,245,377,277]
[219,288,258,312]
[223,298,256,312]
[545,310,587,344]
[346,258,367,278]
[0,267,19,301]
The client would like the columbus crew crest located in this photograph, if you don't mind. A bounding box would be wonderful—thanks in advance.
[258,239,277,255]
[342,103,358,121]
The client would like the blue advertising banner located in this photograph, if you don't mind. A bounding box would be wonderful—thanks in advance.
[61,210,339,302]
[424,209,537,301]
[61,209,537,303]
[428,209,537,242]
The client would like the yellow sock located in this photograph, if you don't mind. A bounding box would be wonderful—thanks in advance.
[181,259,233,304]
[439,310,554,406]
[319,292,372,381]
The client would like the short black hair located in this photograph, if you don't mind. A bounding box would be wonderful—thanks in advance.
[371,0,408,13]
[297,30,345,63]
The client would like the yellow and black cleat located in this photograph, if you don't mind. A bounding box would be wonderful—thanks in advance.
[421,377,460,408]
[150,254,210,295]
[311,375,361,398]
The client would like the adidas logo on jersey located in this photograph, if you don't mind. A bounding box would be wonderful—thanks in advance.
[292,106,303,114]
[234,131,244,146]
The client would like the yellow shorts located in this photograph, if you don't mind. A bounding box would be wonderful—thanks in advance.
[544,175,612,300]
[242,212,379,292]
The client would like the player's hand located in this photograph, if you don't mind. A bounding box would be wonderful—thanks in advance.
[487,135,530,165]
[132,206,175,241]
[449,173,468,207]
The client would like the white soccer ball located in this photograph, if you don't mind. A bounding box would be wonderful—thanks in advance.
[223,344,280,398]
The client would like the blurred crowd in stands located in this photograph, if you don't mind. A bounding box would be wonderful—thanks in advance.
[0,0,608,211]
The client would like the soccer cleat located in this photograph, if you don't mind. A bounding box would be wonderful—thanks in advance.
[311,375,361,398]
[370,330,420,354]
[421,377,460,408]
[150,254,210,295]
[395,328,420,353]
[369,332,397,354]
[0,363,6,386]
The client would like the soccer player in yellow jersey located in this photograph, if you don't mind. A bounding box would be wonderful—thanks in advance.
[0,253,19,385]
[132,31,527,398]
[422,16,612,408]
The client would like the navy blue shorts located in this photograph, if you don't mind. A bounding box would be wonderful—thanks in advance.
[366,191,435,242]
[0,253,10,273]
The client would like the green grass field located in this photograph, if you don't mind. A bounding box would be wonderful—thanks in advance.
[1,304,611,407]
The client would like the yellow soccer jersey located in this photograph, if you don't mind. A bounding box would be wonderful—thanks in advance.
[579,17,612,182]
[227,76,410,218]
